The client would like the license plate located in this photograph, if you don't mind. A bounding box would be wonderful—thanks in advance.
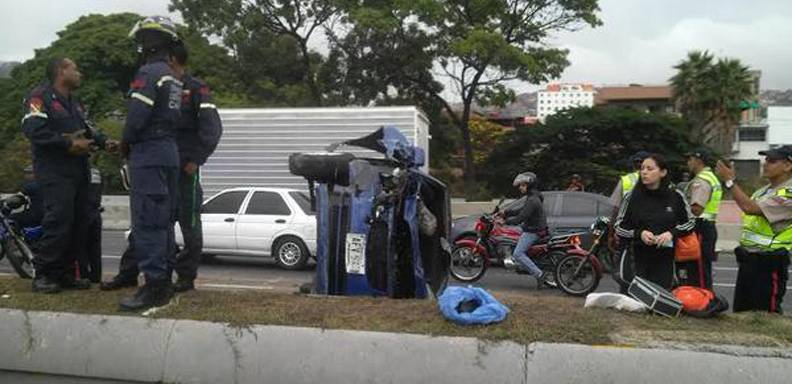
[345,233,366,275]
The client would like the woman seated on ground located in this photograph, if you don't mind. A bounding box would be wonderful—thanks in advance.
[615,153,696,289]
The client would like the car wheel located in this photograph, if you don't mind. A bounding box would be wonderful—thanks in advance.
[274,236,309,270]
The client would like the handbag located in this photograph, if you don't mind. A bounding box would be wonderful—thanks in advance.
[674,233,701,262]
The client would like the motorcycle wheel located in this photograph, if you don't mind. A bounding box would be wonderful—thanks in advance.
[449,244,488,282]
[555,254,600,296]
[5,236,35,279]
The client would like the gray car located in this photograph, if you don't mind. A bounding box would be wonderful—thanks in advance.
[451,191,616,242]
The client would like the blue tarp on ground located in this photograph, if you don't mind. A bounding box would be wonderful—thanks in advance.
[438,286,509,326]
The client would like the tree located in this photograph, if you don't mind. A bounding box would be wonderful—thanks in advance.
[670,51,753,155]
[171,0,339,105]
[483,107,695,197]
[469,117,509,165]
[0,13,239,192]
[338,0,601,199]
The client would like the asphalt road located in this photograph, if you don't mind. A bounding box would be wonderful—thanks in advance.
[1,230,790,314]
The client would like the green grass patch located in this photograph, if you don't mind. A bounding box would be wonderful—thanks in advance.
[1,276,790,347]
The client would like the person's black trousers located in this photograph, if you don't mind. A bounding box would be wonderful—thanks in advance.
[734,247,789,314]
[35,176,91,280]
[174,170,204,282]
[696,219,718,289]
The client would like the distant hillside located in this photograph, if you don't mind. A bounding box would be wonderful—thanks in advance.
[462,92,538,118]
[0,61,20,78]
[761,89,792,106]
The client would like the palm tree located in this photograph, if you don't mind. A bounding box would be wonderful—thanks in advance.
[670,51,753,155]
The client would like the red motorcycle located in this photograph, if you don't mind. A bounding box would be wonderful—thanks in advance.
[449,200,589,284]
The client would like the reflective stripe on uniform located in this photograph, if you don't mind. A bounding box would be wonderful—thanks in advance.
[156,75,184,88]
[21,112,48,123]
[741,231,773,247]
[199,103,216,109]
[130,92,154,106]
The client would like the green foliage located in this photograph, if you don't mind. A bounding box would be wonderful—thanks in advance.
[483,107,696,197]
[670,50,753,155]
[0,13,237,192]
[336,0,602,199]
[171,0,338,105]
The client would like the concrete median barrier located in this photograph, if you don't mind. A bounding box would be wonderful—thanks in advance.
[0,308,790,384]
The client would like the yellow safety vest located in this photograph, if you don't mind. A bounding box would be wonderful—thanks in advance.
[620,172,639,197]
[689,167,722,221]
[740,185,792,251]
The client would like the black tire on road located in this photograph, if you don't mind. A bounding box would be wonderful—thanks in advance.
[5,237,35,279]
[555,254,601,296]
[449,244,488,282]
[274,236,310,270]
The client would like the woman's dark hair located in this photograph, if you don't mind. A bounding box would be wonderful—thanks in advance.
[640,153,671,190]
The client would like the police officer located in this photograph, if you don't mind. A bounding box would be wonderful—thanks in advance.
[169,42,223,292]
[608,150,649,292]
[684,148,721,288]
[118,16,183,311]
[716,147,792,314]
[21,58,115,293]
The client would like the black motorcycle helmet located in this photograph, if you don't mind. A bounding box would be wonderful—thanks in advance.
[512,172,538,188]
[129,16,180,56]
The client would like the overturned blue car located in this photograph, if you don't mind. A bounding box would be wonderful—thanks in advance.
[289,126,451,298]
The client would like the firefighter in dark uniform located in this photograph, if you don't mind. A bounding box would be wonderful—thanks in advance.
[100,42,224,293]
[716,147,792,313]
[118,16,183,311]
[21,58,117,293]
[170,42,223,292]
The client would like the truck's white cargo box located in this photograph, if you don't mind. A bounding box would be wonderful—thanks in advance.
[202,106,430,195]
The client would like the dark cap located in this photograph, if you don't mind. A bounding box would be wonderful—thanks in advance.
[759,145,792,161]
[685,147,712,162]
[631,151,650,163]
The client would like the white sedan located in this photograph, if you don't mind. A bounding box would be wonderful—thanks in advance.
[175,187,317,270]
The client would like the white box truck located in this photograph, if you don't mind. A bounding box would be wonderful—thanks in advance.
[201,106,430,195]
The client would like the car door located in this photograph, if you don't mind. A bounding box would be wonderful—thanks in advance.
[201,190,249,251]
[235,191,293,254]
[555,192,598,232]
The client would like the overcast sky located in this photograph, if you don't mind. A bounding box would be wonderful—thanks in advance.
[2,0,791,94]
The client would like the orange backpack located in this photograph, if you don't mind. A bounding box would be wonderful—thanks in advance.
[674,233,701,262]
[672,286,714,312]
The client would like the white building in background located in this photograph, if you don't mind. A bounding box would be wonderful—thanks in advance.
[536,83,595,122]
[767,106,792,146]
[732,106,792,181]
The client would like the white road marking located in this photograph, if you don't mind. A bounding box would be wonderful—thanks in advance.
[200,283,274,290]
[714,283,792,289]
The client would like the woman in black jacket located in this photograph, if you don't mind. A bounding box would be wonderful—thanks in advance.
[615,154,696,289]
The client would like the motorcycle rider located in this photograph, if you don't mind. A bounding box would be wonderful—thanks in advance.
[500,172,555,287]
